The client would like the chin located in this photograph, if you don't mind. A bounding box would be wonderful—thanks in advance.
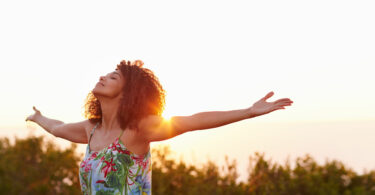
[93,89,113,99]
[92,88,102,96]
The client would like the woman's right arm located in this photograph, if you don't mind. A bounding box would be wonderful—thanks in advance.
[26,106,89,144]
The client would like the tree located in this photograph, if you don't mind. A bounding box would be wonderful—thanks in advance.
[1,134,374,195]
[0,135,82,195]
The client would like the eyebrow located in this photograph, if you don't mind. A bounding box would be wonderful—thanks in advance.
[112,72,121,78]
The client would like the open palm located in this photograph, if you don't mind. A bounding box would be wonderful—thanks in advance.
[250,91,293,117]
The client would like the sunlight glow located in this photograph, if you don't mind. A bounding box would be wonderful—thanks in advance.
[1,0,374,184]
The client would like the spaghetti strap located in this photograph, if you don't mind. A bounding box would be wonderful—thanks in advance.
[88,122,100,149]
[79,121,151,194]
[118,128,125,140]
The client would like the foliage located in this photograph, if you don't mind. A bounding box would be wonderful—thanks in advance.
[0,135,82,195]
[0,135,374,195]
[151,146,375,195]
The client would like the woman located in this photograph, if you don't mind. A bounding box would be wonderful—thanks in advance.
[25,59,293,194]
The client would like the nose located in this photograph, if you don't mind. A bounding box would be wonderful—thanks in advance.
[99,76,106,81]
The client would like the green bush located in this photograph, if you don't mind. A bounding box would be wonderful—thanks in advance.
[0,134,374,195]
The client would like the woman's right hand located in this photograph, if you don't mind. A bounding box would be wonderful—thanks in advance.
[25,106,42,123]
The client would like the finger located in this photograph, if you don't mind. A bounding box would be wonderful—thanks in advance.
[263,91,274,101]
[282,101,293,105]
[274,98,293,104]
[278,103,292,108]
[275,100,293,105]
[270,107,282,112]
[274,101,287,106]
[274,106,285,111]
[33,106,39,112]
[275,98,291,102]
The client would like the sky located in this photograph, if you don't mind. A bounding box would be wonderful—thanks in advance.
[0,0,374,183]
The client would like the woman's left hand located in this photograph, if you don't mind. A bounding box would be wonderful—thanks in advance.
[247,91,293,117]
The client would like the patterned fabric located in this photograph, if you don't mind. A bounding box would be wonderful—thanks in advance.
[79,122,152,195]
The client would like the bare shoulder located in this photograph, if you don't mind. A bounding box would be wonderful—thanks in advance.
[69,119,97,141]
[85,120,99,135]
[137,115,163,131]
[53,119,94,144]
[137,114,189,142]
[136,115,161,140]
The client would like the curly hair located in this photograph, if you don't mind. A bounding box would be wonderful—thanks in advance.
[82,59,166,131]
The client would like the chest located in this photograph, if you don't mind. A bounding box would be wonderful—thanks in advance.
[86,126,149,156]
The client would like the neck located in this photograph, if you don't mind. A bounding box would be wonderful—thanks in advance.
[98,96,122,133]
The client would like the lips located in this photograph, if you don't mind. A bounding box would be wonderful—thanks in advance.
[96,82,104,86]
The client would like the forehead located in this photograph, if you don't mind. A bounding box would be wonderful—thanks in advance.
[106,69,122,77]
[114,68,121,73]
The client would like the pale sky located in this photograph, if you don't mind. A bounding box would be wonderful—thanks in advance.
[1,0,374,183]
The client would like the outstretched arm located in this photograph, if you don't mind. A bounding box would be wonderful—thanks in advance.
[139,91,293,142]
[25,106,89,144]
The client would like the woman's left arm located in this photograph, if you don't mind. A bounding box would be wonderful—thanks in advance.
[139,91,293,142]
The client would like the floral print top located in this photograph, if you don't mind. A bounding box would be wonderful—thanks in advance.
[79,122,152,195]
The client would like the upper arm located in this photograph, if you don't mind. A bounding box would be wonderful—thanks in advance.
[138,115,194,142]
[52,120,90,144]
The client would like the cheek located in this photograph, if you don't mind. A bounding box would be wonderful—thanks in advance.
[108,82,122,94]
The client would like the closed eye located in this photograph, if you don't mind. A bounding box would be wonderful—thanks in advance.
[110,72,120,80]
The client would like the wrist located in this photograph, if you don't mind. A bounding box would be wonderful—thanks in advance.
[34,114,44,123]
[245,107,257,119]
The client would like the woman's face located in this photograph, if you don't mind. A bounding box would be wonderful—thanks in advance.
[92,68,125,98]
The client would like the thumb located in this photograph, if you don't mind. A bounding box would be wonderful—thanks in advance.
[262,91,274,101]
[33,106,40,113]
